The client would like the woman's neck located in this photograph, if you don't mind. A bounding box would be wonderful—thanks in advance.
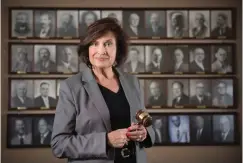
[92,67,115,81]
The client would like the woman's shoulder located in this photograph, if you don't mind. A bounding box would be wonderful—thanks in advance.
[61,72,84,89]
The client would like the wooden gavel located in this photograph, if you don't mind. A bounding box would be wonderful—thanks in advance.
[135,110,152,127]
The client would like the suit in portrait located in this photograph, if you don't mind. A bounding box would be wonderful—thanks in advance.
[214,129,234,143]
[34,96,57,108]
[34,131,52,145]
[148,94,166,106]
[11,96,33,108]
[51,67,155,163]
[190,95,211,106]
[123,61,144,73]
[172,94,189,106]
[190,126,211,143]
[211,26,232,38]
[190,61,207,72]
[146,26,165,37]
[11,133,32,145]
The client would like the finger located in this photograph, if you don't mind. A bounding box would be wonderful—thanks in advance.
[128,125,139,131]
[126,130,139,136]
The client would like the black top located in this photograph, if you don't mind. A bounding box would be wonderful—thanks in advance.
[98,81,136,163]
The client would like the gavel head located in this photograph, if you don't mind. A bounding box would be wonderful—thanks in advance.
[135,110,152,127]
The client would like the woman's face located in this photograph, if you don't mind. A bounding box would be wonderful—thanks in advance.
[89,32,117,69]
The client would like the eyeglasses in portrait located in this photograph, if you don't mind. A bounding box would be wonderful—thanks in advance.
[168,115,190,144]
[211,79,234,108]
[189,45,211,74]
[144,10,166,38]
[211,10,233,38]
[101,10,122,27]
[79,10,101,37]
[123,10,145,38]
[32,115,54,147]
[189,10,210,38]
[56,45,79,73]
[11,9,33,38]
[211,45,233,74]
[189,115,212,145]
[122,45,145,73]
[166,10,189,38]
[151,114,168,145]
[10,79,34,109]
[189,79,212,108]
[33,80,57,109]
[34,10,56,38]
[34,44,56,73]
[57,10,79,38]
[10,44,34,73]
[7,115,33,148]
[167,79,189,108]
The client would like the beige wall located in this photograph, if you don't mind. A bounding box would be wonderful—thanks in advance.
[1,0,242,163]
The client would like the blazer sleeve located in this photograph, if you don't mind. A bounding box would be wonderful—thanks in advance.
[133,76,155,148]
[51,80,113,159]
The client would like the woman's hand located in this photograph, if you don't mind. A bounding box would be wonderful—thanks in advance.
[107,129,129,148]
[126,122,147,142]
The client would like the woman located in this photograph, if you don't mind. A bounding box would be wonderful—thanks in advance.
[51,17,155,163]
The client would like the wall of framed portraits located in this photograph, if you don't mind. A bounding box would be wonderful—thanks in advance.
[1,0,242,163]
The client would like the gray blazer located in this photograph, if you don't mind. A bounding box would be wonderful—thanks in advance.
[51,67,155,163]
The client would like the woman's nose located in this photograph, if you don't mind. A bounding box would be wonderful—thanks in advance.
[97,45,106,54]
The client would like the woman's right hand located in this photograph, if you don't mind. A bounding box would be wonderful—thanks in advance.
[107,129,129,148]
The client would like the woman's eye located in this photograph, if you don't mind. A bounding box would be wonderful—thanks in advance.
[91,42,98,46]
[105,42,112,46]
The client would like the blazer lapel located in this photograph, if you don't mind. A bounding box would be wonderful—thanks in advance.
[81,68,111,132]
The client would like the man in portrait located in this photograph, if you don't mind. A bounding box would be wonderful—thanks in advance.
[191,12,209,38]
[190,47,207,72]
[214,115,234,142]
[35,12,55,38]
[12,47,32,72]
[34,81,57,108]
[79,11,98,37]
[146,47,163,72]
[169,115,190,143]
[147,81,166,106]
[146,12,165,37]
[171,81,189,106]
[123,47,144,73]
[173,48,188,72]
[211,12,232,37]
[125,13,143,37]
[11,81,33,108]
[190,81,211,106]
[153,117,166,143]
[13,11,32,37]
[35,47,56,72]
[190,116,211,144]
[212,81,233,107]
[58,12,77,37]
[10,118,32,145]
[168,11,188,37]
[212,47,232,73]
[34,118,52,145]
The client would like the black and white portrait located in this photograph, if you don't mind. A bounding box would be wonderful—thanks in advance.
[145,11,166,38]
[213,114,235,143]
[123,11,145,37]
[145,79,167,107]
[34,45,56,72]
[34,10,56,38]
[189,79,212,106]
[11,80,34,108]
[168,115,190,143]
[56,45,79,73]
[145,45,169,73]
[123,45,145,73]
[56,79,63,98]
[8,116,32,146]
[34,80,57,108]
[212,79,233,107]
[79,10,100,37]
[33,116,54,146]
[190,115,212,144]
[57,10,78,38]
[166,10,188,38]
[11,10,33,37]
[101,10,122,26]
[211,45,233,73]
[151,115,168,144]
[189,45,210,73]
[168,45,189,73]
[167,79,189,107]
[11,44,33,73]
[211,10,233,38]
[189,10,210,38]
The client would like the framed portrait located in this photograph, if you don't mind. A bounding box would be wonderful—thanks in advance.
[101,10,122,27]
[57,10,79,38]
[10,44,34,74]
[56,79,64,98]
[10,9,33,38]
[10,79,34,110]
[33,79,57,109]
[34,10,56,38]
[34,44,56,73]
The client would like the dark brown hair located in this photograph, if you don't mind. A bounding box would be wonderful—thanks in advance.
[77,17,129,68]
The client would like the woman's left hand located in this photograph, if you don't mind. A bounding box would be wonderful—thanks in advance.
[126,122,147,142]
